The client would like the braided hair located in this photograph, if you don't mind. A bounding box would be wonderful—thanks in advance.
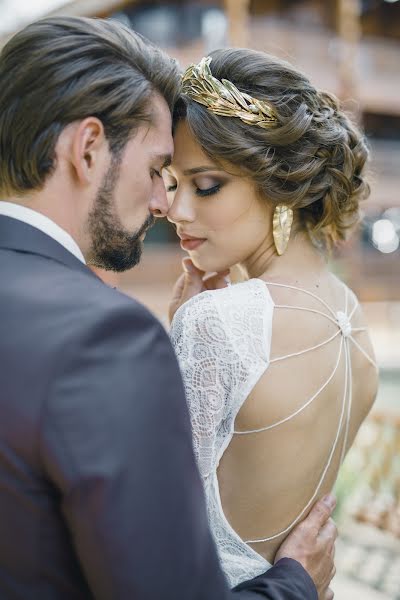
[175,48,370,250]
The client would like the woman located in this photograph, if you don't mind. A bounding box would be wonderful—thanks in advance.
[164,49,378,587]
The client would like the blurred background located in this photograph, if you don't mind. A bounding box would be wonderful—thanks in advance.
[1,1,399,598]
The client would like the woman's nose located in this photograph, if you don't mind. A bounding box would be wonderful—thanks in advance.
[167,189,196,224]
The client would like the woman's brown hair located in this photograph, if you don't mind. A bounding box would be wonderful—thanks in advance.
[175,48,370,250]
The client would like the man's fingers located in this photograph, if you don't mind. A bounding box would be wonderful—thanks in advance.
[329,542,336,561]
[307,495,336,531]
[319,518,338,544]
[324,587,334,600]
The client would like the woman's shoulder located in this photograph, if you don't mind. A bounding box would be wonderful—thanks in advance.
[170,279,273,364]
[172,278,273,328]
[329,275,366,324]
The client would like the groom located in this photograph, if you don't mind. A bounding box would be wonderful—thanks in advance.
[0,16,336,600]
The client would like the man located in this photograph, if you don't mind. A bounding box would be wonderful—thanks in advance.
[0,16,336,599]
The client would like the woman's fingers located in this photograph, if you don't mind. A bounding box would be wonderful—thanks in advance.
[169,258,230,321]
[203,271,230,290]
[168,259,205,322]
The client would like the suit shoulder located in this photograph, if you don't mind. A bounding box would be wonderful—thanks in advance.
[16,260,167,354]
[45,263,160,328]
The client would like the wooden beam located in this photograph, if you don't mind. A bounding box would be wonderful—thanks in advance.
[336,0,362,107]
[224,0,251,47]
[46,0,134,18]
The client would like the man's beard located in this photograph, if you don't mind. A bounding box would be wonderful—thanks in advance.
[87,157,155,272]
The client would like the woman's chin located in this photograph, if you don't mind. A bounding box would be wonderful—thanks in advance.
[190,257,211,273]
[190,256,231,275]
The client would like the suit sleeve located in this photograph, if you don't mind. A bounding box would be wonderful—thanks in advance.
[232,558,317,600]
[39,297,316,600]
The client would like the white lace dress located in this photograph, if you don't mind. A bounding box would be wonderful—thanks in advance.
[169,278,376,587]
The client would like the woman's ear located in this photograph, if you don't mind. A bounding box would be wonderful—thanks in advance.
[71,117,106,185]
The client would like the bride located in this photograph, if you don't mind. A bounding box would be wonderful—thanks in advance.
[164,49,378,588]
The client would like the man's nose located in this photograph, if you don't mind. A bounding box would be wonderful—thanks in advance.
[149,177,169,218]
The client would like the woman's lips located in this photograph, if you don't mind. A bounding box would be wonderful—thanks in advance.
[180,238,206,251]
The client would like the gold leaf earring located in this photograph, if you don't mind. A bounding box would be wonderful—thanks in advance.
[272,205,293,256]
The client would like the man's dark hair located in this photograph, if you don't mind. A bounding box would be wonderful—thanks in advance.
[0,16,181,196]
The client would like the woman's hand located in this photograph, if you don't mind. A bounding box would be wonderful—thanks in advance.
[168,258,230,323]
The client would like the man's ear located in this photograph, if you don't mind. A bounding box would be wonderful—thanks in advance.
[71,117,107,185]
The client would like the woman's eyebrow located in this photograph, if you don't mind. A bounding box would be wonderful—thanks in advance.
[183,165,223,176]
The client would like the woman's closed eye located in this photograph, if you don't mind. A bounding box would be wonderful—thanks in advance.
[162,172,224,197]
[196,183,221,197]
[165,181,221,197]
[193,175,223,197]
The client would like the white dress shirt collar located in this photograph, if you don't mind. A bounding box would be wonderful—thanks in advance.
[0,201,86,264]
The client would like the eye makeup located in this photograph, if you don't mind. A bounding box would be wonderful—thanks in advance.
[196,183,221,197]
[163,167,228,198]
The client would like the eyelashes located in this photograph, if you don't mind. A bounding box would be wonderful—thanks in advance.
[165,183,222,197]
[196,184,221,197]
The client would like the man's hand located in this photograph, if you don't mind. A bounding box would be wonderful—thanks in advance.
[168,258,229,323]
[275,494,337,600]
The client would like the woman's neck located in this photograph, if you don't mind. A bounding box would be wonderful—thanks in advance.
[241,233,327,284]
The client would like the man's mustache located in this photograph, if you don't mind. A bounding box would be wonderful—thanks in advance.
[137,213,155,238]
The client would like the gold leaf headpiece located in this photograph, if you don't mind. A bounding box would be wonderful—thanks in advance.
[181,57,278,129]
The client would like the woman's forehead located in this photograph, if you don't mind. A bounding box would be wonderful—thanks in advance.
[171,121,214,170]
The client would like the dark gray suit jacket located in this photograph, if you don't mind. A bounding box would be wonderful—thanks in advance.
[0,215,317,599]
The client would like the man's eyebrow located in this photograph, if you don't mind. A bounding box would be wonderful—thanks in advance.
[183,165,223,176]
[153,154,172,169]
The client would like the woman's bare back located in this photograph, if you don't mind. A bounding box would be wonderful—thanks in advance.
[218,272,378,563]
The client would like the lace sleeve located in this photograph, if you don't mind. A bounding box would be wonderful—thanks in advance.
[170,281,272,483]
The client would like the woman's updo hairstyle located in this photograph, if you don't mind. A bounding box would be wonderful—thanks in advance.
[175,48,370,250]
